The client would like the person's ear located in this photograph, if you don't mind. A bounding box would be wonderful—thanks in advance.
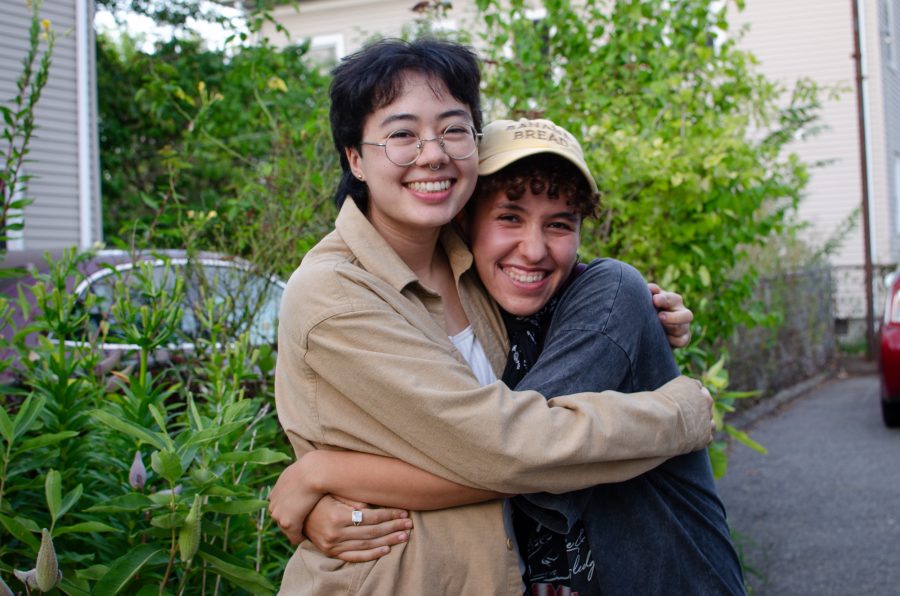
[347,147,364,180]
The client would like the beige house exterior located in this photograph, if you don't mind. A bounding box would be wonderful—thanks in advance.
[258,0,481,60]
[728,0,900,332]
[262,0,900,334]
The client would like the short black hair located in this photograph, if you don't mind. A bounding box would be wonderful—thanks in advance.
[471,154,599,219]
[329,38,483,211]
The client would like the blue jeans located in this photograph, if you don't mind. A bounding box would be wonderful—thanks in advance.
[511,259,745,595]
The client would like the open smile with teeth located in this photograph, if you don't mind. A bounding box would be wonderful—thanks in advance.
[406,180,451,193]
[502,266,547,284]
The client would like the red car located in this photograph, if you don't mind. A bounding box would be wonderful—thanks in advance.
[880,270,900,427]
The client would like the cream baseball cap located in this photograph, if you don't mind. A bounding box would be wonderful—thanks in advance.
[478,118,598,193]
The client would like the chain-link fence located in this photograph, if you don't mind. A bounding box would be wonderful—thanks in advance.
[831,264,897,338]
[726,267,836,396]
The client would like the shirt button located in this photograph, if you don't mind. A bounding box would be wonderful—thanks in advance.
[506,538,513,551]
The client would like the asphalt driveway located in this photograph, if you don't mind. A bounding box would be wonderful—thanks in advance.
[716,373,900,595]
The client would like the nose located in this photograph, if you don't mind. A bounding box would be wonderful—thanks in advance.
[415,135,449,167]
[518,225,548,263]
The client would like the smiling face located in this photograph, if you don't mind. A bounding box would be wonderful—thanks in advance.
[469,187,581,316]
[346,71,479,242]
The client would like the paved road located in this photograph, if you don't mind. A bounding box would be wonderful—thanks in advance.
[715,374,900,595]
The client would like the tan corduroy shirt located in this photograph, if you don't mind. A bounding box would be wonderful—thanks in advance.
[275,200,710,595]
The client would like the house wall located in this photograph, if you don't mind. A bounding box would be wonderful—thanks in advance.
[729,0,900,328]
[258,0,480,58]
[0,0,101,251]
[880,0,900,259]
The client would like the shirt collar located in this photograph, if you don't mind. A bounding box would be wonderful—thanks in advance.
[335,198,474,292]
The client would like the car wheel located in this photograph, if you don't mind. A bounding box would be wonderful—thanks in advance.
[882,400,900,428]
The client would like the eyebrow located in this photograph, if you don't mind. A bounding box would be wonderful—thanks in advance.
[495,201,580,222]
[379,109,472,128]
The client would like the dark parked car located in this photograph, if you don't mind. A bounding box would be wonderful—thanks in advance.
[0,249,285,375]
[879,270,900,427]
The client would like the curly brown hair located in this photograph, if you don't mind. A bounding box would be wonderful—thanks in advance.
[470,154,599,219]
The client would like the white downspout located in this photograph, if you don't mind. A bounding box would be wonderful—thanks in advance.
[76,0,92,248]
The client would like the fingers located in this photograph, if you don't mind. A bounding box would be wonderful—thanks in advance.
[325,526,411,556]
[659,306,692,326]
[341,505,409,525]
[664,324,692,348]
[304,495,414,557]
[647,282,662,295]
[339,517,413,542]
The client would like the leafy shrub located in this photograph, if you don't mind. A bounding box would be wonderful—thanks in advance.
[98,34,339,278]
[475,0,821,370]
[0,251,291,594]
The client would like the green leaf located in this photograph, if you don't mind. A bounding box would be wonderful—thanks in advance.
[197,545,275,595]
[149,512,184,529]
[54,521,120,536]
[0,513,40,549]
[0,406,13,443]
[148,403,168,433]
[93,544,163,595]
[215,448,290,466]
[58,484,84,520]
[74,565,109,581]
[724,425,768,454]
[45,469,62,523]
[13,393,46,440]
[203,499,267,515]
[698,265,711,287]
[181,421,246,449]
[89,410,167,450]
[151,449,183,483]
[707,440,728,480]
[58,575,93,596]
[85,493,153,513]
[18,430,79,450]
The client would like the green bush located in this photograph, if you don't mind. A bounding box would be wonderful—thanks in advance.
[98,34,339,278]
[475,0,820,370]
[0,251,291,594]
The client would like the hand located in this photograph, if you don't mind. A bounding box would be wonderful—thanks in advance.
[305,495,413,562]
[268,459,325,545]
[649,283,693,348]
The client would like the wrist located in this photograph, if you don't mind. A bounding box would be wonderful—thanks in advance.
[298,451,329,494]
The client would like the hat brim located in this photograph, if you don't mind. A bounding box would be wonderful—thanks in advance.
[479,147,599,194]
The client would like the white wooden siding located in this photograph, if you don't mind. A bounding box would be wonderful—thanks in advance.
[258,0,480,53]
[0,0,100,251]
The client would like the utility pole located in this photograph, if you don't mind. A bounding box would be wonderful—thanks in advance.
[851,0,876,360]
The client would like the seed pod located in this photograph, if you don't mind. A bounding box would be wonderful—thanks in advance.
[129,450,147,491]
[14,569,37,590]
[178,495,202,563]
[35,528,61,591]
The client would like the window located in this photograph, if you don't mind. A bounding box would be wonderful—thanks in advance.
[308,34,344,69]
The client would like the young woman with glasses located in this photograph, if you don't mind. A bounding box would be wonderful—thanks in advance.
[271,38,714,595]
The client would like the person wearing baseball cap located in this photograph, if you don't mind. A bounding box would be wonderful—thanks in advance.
[464,117,744,595]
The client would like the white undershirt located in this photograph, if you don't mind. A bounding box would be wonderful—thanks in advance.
[448,325,525,580]
[448,325,497,386]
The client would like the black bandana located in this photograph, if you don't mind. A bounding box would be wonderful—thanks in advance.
[500,294,561,387]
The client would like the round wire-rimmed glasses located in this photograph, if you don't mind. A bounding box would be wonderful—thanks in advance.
[360,123,482,167]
